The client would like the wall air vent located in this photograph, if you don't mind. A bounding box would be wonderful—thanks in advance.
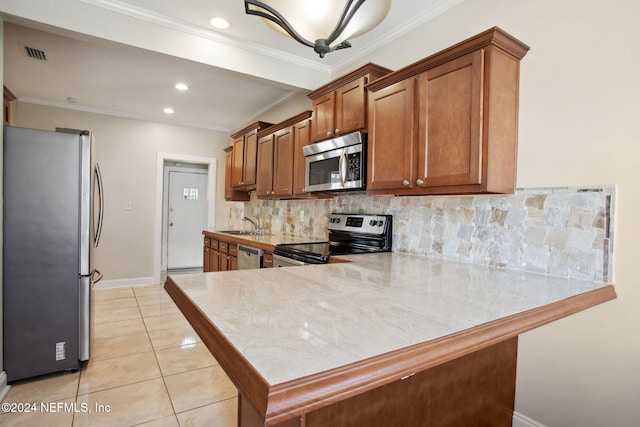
[24,46,47,61]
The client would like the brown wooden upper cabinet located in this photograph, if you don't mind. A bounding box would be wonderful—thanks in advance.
[307,63,392,142]
[366,27,530,196]
[224,146,250,202]
[292,117,312,197]
[230,121,273,191]
[257,111,312,199]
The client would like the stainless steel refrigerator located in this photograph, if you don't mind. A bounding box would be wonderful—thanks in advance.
[3,126,104,382]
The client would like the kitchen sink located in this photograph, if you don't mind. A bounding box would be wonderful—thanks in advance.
[217,230,269,236]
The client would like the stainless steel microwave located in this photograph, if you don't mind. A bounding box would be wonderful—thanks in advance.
[303,132,366,192]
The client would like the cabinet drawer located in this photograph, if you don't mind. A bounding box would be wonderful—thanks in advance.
[219,241,228,253]
[210,239,219,250]
[228,244,238,256]
[204,237,211,248]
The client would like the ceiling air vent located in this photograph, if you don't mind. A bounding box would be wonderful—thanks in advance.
[24,46,47,61]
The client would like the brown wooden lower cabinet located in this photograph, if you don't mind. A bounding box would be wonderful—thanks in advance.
[203,236,237,272]
[238,338,517,427]
[262,252,274,268]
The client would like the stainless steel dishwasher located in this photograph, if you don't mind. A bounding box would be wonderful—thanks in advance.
[237,244,264,270]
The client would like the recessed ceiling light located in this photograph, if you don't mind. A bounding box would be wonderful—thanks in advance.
[210,17,230,30]
[163,107,175,114]
[175,83,189,91]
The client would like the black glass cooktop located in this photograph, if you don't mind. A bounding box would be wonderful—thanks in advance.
[273,242,331,264]
[274,240,389,264]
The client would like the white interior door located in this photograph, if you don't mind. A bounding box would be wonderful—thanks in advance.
[167,169,208,269]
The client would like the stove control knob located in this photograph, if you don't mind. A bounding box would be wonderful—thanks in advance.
[369,220,376,226]
[378,220,384,226]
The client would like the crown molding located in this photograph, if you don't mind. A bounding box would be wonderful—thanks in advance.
[18,96,232,132]
[331,0,465,75]
[79,0,330,75]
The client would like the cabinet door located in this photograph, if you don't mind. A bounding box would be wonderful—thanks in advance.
[256,134,274,197]
[225,148,250,201]
[203,246,211,272]
[243,130,259,186]
[311,92,335,141]
[417,50,483,188]
[211,249,220,272]
[231,137,245,187]
[273,126,294,197]
[224,150,233,200]
[218,252,228,271]
[367,78,416,191]
[228,255,238,271]
[335,77,366,135]
[293,119,311,195]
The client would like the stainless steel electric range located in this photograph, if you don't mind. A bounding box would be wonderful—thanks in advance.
[273,213,392,267]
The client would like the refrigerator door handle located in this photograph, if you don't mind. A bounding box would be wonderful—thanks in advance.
[94,163,104,248]
[91,269,103,284]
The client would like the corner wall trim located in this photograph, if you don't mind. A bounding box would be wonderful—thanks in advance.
[0,372,11,401]
[513,411,547,427]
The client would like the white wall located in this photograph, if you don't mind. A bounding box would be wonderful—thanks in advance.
[352,0,638,425]
[14,103,230,283]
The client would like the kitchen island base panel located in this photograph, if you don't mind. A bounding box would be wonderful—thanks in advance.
[238,337,517,427]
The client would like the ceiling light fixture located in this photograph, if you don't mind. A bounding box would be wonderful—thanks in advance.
[163,107,175,114]
[175,83,189,91]
[210,17,230,30]
[244,0,391,58]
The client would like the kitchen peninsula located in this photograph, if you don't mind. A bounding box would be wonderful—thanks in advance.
[165,252,615,427]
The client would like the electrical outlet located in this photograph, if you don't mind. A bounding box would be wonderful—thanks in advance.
[299,210,305,221]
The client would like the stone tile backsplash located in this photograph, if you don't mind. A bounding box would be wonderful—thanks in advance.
[228,186,614,282]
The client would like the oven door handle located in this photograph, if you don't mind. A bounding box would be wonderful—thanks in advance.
[339,148,347,185]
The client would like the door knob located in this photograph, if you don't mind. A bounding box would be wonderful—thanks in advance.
[402,180,410,187]
[416,179,424,186]
[169,222,174,227]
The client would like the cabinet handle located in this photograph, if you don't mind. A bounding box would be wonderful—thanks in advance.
[326,131,333,137]
[402,179,410,187]
[335,128,341,134]
[416,179,424,186]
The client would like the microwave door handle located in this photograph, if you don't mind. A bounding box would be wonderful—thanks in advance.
[339,148,347,185]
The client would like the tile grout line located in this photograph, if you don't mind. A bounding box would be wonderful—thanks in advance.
[136,286,181,425]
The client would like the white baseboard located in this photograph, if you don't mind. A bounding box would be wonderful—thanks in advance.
[92,276,157,290]
[513,411,547,427]
[0,371,11,402]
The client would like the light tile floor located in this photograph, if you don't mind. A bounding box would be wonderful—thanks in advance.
[0,283,238,426]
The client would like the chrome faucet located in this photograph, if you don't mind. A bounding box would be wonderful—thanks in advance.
[242,216,261,233]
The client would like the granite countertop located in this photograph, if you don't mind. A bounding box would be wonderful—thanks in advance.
[203,228,322,251]
[166,251,615,386]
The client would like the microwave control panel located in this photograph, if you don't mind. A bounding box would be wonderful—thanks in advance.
[347,152,361,181]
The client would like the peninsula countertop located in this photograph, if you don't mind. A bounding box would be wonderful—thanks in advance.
[165,252,615,426]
